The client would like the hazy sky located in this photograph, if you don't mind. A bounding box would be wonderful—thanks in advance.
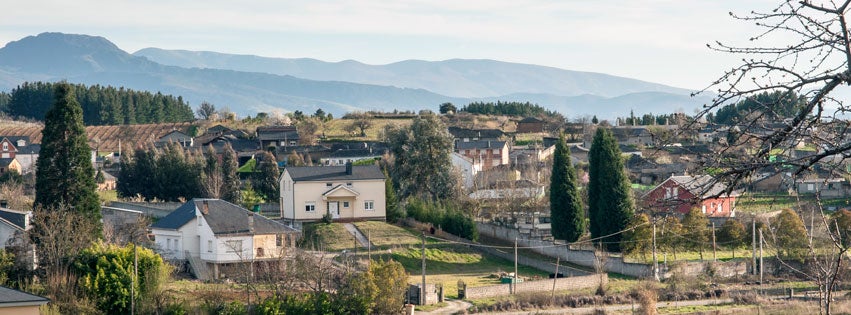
[2,0,778,90]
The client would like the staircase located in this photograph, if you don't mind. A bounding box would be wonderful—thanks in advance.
[185,251,211,280]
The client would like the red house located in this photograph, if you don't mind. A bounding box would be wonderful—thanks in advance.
[642,175,739,217]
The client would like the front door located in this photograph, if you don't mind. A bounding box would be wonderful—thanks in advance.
[329,202,340,219]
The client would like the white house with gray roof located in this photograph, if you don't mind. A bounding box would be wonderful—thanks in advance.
[150,199,299,280]
[280,164,386,229]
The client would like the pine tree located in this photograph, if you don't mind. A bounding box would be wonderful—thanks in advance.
[34,83,102,227]
[201,145,223,198]
[550,133,584,242]
[588,128,634,252]
[221,142,242,205]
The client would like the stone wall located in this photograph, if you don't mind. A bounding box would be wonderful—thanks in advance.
[464,274,607,300]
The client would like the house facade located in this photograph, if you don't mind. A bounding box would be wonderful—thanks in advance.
[150,199,300,280]
[451,152,483,190]
[455,140,509,170]
[280,164,386,229]
[516,117,545,133]
[796,178,850,198]
[642,175,739,218]
[155,130,194,148]
[257,126,299,148]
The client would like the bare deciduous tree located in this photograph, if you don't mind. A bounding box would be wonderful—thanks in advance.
[690,2,851,313]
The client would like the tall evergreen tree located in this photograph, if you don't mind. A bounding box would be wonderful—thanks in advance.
[549,133,584,242]
[34,83,102,226]
[384,168,401,222]
[201,145,223,198]
[588,128,634,252]
[255,150,280,202]
[221,142,242,205]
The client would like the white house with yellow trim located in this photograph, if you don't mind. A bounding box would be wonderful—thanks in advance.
[280,164,386,229]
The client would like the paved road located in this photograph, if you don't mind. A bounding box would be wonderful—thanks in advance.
[343,223,373,249]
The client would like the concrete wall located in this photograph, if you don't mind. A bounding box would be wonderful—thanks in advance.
[464,274,607,300]
[477,222,749,279]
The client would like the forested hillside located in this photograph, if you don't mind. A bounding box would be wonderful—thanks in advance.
[0,81,194,125]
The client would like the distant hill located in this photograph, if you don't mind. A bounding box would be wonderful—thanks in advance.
[0,32,711,118]
[134,48,696,99]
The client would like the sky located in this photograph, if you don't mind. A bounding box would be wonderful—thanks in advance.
[1,0,778,90]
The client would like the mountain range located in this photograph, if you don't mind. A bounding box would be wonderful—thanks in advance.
[0,32,711,118]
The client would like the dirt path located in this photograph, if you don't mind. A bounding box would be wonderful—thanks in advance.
[480,298,736,314]
[420,299,474,315]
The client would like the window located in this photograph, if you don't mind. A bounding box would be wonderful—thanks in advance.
[198,215,202,226]
[364,200,374,211]
[808,183,815,191]
[326,183,333,187]
[305,201,316,212]
[207,240,213,253]
[166,239,171,250]
[276,234,284,247]
[665,187,672,199]
[673,187,678,197]
[225,240,243,253]
[492,148,499,155]
[1,142,6,151]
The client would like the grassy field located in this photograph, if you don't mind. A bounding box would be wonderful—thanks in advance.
[322,118,413,141]
[736,193,849,213]
[372,244,550,298]
[624,247,768,263]
[97,190,118,203]
[352,221,421,246]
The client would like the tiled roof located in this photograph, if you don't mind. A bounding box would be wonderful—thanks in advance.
[447,127,504,139]
[0,158,15,168]
[0,208,27,230]
[285,165,385,181]
[151,199,298,236]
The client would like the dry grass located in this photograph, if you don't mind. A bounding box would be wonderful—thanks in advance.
[322,118,413,141]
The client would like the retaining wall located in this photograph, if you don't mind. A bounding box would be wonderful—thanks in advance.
[464,274,607,300]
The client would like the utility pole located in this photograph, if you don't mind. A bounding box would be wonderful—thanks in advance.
[759,228,764,284]
[551,256,560,303]
[367,229,371,267]
[131,243,135,315]
[421,232,426,305]
[514,237,518,295]
[652,220,659,281]
[752,219,757,276]
[711,222,717,262]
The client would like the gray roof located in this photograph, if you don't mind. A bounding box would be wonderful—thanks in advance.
[329,148,385,158]
[456,140,507,150]
[0,208,27,230]
[447,127,504,139]
[0,285,49,306]
[257,126,300,141]
[286,165,385,181]
[151,199,298,236]
[669,175,731,197]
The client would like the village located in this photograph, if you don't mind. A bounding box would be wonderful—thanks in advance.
[0,98,846,314]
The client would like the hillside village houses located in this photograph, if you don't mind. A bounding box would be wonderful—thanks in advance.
[642,174,740,218]
[150,199,299,280]
[279,163,386,229]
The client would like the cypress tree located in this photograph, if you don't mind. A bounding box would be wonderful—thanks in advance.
[221,142,242,205]
[384,168,401,223]
[34,83,102,226]
[588,128,634,252]
[255,150,280,202]
[550,133,584,242]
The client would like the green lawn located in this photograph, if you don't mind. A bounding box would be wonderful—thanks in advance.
[98,190,118,203]
[352,221,421,247]
[736,193,849,213]
[323,118,413,141]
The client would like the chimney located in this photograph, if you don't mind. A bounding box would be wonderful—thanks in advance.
[248,212,255,233]
[345,162,353,175]
[202,200,209,215]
